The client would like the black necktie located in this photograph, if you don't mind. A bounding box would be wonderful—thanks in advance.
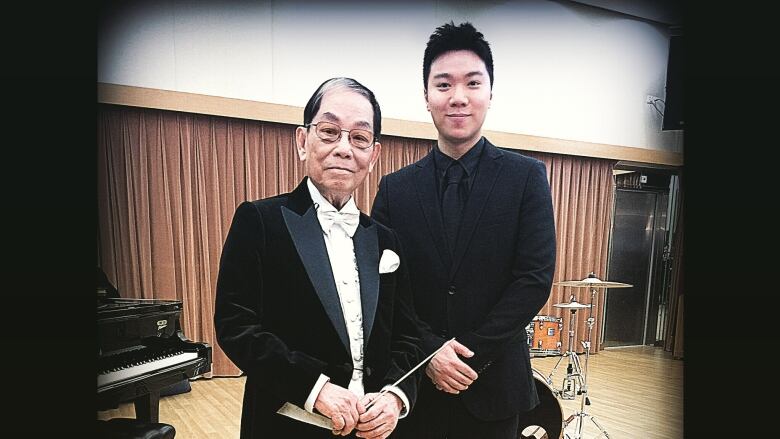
[441,161,466,251]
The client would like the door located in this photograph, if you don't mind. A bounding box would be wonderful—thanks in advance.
[602,190,660,347]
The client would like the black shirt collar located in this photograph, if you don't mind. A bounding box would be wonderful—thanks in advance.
[433,137,485,179]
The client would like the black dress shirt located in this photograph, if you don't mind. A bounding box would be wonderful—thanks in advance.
[433,137,486,203]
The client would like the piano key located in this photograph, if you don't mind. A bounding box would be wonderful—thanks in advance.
[97,351,199,387]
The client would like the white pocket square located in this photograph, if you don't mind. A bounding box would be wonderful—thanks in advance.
[379,249,400,274]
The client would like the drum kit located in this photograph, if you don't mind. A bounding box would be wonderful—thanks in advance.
[521,273,632,439]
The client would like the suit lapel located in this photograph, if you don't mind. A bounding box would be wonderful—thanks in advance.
[353,218,379,342]
[413,152,453,269]
[281,180,350,351]
[449,142,504,279]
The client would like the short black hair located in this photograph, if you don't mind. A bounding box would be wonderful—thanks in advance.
[302,77,382,140]
[423,21,494,91]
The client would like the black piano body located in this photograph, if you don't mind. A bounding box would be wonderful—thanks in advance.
[97,298,212,423]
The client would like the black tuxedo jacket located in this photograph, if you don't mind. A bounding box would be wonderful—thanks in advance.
[215,178,422,438]
[371,139,556,421]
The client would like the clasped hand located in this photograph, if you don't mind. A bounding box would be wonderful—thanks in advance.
[314,383,402,438]
[425,340,478,394]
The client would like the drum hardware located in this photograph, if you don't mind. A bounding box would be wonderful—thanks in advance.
[560,363,578,400]
[545,273,632,439]
[546,295,586,401]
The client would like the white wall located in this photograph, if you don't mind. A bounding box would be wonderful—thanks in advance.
[98,0,682,153]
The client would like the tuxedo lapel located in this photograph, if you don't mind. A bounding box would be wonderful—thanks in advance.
[281,183,350,351]
[414,153,453,269]
[353,219,379,342]
[450,142,504,279]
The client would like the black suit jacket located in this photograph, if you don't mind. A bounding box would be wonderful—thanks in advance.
[371,139,556,421]
[215,178,422,438]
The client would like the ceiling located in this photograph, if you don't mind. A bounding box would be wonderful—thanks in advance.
[569,0,682,26]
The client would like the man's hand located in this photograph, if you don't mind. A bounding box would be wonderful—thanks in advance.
[355,392,402,439]
[314,382,364,436]
[425,340,478,394]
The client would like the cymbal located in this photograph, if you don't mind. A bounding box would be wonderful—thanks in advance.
[554,275,632,289]
[553,301,591,309]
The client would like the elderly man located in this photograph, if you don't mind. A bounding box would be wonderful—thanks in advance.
[215,77,422,439]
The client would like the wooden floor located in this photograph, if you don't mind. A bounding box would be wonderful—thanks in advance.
[98,346,682,438]
[529,346,683,438]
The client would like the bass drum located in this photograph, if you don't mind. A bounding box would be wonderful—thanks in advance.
[518,369,563,439]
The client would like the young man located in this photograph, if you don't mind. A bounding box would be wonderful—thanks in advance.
[371,22,557,438]
[215,77,422,439]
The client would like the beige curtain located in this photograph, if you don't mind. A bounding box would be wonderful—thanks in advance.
[524,152,616,353]
[98,104,304,377]
[98,104,615,376]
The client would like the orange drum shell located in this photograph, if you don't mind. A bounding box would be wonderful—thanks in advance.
[527,315,563,353]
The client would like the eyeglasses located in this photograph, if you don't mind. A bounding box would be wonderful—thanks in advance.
[305,121,375,150]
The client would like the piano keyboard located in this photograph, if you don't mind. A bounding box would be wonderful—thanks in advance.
[98,351,199,387]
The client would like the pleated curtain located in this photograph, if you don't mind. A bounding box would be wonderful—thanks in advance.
[98,104,616,376]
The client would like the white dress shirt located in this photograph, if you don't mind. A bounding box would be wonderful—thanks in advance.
[303,179,409,417]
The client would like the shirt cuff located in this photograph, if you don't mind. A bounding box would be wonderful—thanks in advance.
[381,385,410,418]
[304,374,331,413]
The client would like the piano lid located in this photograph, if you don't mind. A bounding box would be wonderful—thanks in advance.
[98,298,182,321]
[98,298,184,356]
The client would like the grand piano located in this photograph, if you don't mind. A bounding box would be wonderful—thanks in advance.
[97,297,212,423]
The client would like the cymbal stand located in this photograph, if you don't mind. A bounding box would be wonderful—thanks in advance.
[562,287,610,439]
[544,294,584,400]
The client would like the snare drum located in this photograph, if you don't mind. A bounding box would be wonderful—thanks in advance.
[527,315,562,356]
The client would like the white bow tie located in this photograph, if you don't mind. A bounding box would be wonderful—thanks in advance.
[317,207,360,237]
